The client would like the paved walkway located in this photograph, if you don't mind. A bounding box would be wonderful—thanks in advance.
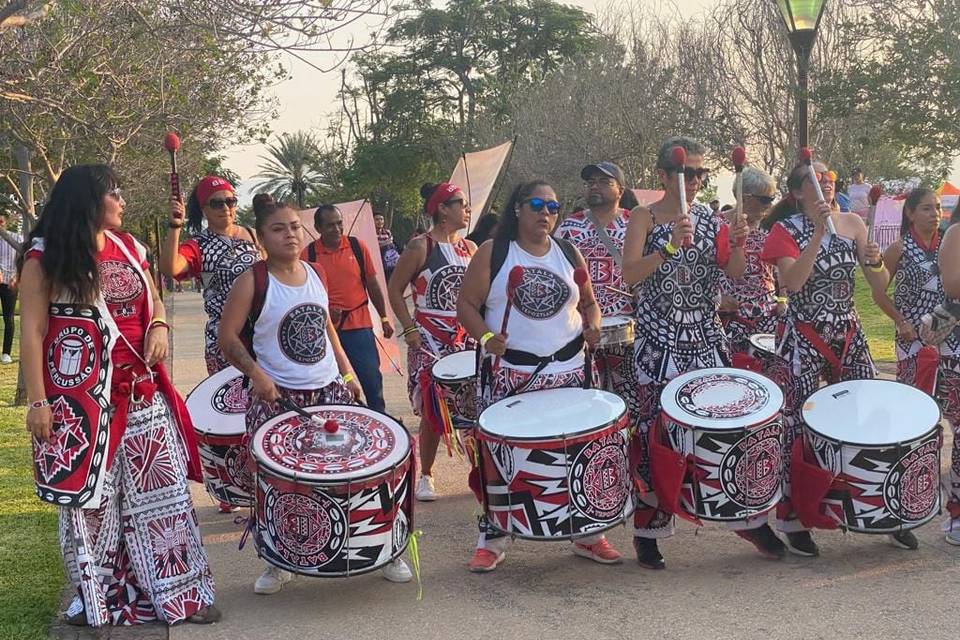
[151,293,960,639]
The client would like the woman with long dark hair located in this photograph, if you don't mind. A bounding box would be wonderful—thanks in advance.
[160,176,261,375]
[21,165,218,627]
[457,180,622,571]
[621,136,751,569]
[465,211,499,246]
[760,161,901,554]
[388,182,475,501]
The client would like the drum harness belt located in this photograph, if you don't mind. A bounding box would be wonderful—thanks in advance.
[480,334,591,398]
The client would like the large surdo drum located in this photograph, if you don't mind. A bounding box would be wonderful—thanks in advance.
[660,368,785,521]
[251,405,413,577]
[431,350,478,427]
[801,379,942,533]
[476,388,634,540]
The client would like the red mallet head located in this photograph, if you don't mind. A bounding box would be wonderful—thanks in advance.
[163,132,181,153]
[573,267,589,288]
[671,145,687,168]
[323,419,339,434]
[507,265,525,293]
[799,147,813,164]
[731,146,746,170]
[868,184,883,205]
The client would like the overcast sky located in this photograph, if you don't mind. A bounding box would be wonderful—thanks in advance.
[221,0,959,201]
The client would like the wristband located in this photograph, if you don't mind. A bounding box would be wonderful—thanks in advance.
[480,331,495,348]
[775,296,788,305]
[401,325,418,337]
[30,398,50,410]
[149,319,170,331]
[380,316,390,323]
[342,373,355,384]
[865,261,884,272]
[664,241,679,256]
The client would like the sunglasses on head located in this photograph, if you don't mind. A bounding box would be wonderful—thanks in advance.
[747,194,775,205]
[207,197,239,210]
[524,197,561,214]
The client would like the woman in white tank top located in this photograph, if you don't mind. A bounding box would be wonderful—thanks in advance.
[218,202,412,592]
[457,181,623,571]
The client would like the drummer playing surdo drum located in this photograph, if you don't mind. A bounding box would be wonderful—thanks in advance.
[218,201,413,593]
[457,180,624,571]
[387,182,476,502]
[718,166,786,359]
[759,161,911,554]
[932,205,960,544]
[557,162,636,401]
[621,136,759,569]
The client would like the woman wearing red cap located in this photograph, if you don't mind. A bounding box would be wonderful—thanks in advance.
[160,176,262,375]
[388,182,475,502]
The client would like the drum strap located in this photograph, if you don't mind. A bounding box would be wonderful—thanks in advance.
[585,209,623,271]
[795,321,858,383]
[501,334,584,368]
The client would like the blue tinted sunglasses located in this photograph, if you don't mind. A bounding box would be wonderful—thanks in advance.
[524,197,561,214]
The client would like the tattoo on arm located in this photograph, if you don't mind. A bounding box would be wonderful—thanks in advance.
[223,340,260,379]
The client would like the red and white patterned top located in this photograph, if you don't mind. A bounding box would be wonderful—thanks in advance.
[719,227,777,321]
[557,209,633,317]
[411,236,473,354]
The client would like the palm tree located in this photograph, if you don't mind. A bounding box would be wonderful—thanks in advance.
[253,132,329,209]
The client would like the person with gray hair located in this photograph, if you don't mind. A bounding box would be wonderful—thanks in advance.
[719,165,786,364]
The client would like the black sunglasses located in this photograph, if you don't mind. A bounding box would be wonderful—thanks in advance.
[747,194,775,205]
[207,197,239,210]
[669,167,711,182]
[524,197,561,214]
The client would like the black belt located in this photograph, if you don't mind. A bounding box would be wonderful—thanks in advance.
[502,334,584,367]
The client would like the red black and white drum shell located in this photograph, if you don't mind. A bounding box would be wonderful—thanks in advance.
[476,388,635,540]
[251,405,414,577]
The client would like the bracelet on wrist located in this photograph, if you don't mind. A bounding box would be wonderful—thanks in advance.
[401,325,418,337]
[341,372,355,384]
[380,316,390,323]
[149,319,170,331]
[664,241,679,256]
[29,398,50,410]
[865,261,884,272]
[775,296,788,305]
[479,331,495,348]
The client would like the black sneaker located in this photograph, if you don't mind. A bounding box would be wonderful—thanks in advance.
[889,530,919,550]
[735,524,787,559]
[785,531,820,557]
[633,536,666,570]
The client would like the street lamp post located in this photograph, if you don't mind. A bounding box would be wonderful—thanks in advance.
[776,0,828,148]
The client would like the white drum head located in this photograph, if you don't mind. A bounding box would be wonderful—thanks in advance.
[478,388,625,440]
[252,404,411,482]
[802,380,941,445]
[661,368,783,430]
[431,350,476,382]
[601,316,633,329]
[185,366,248,436]
[749,334,776,355]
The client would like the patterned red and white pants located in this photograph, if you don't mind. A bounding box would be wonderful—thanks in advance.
[59,394,216,626]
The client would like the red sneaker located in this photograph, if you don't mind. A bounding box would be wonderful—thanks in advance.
[218,502,238,514]
[468,548,505,573]
[573,537,623,564]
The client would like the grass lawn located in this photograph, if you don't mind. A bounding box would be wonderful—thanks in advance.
[855,270,895,363]
[0,326,63,640]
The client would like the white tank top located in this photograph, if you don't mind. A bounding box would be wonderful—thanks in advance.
[253,262,339,389]
[484,239,583,375]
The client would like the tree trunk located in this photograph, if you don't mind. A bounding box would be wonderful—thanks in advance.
[13,144,33,406]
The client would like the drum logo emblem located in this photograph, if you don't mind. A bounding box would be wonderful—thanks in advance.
[884,440,939,522]
[571,432,629,522]
[677,374,769,419]
[268,490,345,567]
[47,326,96,389]
[213,376,248,414]
[720,423,783,508]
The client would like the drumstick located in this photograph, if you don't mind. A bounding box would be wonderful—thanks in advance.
[731,146,746,227]
[573,267,592,348]
[866,184,883,243]
[163,132,182,203]
[493,266,524,369]
[672,146,692,246]
[418,347,441,362]
[799,147,837,236]
[277,397,327,427]
[373,333,404,376]
[605,284,632,298]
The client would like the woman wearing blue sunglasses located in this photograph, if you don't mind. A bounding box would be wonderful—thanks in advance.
[458,180,625,571]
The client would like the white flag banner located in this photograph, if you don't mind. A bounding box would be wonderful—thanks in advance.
[449,140,513,232]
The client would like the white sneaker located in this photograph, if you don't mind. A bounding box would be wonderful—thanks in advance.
[415,474,437,501]
[945,519,960,546]
[1,354,11,364]
[254,564,293,594]
[381,558,412,583]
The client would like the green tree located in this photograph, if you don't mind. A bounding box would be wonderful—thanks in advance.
[254,132,332,209]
